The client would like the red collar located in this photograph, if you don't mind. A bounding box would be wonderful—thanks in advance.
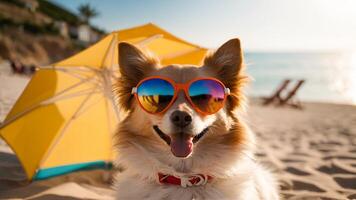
[158,173,213,187]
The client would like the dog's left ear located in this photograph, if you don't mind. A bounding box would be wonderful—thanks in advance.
[203,38,246,112]
[203,38,243,80]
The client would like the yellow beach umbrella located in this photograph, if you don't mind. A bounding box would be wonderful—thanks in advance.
[0,23,208,180]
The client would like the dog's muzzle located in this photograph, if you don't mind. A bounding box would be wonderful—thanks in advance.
[153,126,210,158]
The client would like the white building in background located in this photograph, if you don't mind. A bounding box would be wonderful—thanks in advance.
[77,24,100,44]
[78,24,91,43]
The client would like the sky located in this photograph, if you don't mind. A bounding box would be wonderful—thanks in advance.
[52,0,356,52]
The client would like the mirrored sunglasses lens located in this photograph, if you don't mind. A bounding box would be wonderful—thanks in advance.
[137,79,174,113]
[188,79,225,114]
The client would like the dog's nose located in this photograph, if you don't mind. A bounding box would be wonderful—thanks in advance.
[170,110,192,128]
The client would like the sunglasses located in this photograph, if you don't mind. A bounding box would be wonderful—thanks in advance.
[131,76,230,115]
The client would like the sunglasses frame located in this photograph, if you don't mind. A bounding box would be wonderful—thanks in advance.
[131,76,230,115]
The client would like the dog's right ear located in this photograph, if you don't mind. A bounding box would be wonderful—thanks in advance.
[117,42,159,110]
[119,42,158,83]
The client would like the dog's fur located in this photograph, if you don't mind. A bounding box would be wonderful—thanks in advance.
[113,39,279,200]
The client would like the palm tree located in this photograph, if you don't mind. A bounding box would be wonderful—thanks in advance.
[78,3,99,24]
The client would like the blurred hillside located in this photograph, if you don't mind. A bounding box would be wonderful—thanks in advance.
[0,0,105,66]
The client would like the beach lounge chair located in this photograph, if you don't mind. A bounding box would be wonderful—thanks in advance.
[263,79,291,105]
[279,80,305,108]
[263,79,305,109]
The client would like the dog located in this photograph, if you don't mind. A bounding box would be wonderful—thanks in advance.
[113,38,279,200]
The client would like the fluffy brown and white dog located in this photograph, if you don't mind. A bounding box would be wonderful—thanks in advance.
[114,38,279,200]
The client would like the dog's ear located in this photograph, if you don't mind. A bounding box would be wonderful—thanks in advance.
[203,38,247,112]
[119,42,158,82]
[116,42,159,110]
[204,38,243,79]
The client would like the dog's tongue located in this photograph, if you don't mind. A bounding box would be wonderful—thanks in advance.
[170,135,193,158]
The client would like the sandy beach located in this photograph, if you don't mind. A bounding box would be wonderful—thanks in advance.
[1,63,356,199]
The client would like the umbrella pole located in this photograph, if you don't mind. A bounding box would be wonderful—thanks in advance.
[100,33,121,121]
[135,34,163,47]
[101,68,121,121]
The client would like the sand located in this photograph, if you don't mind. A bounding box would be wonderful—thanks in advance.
[249,100,356,199]
[1,62,355,199]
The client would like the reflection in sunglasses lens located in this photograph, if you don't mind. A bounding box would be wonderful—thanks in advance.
[188,80,225,114]
[137,79,175,113]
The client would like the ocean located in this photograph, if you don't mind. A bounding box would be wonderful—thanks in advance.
[244,52,356,105]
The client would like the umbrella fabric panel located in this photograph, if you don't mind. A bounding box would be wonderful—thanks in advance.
[116,23,199,48]
[143,38,197,59]
[121,37,207,66]
[5,70,80,120]
[54,34,114,68]
[0,94,94,179]
[161,49,208,66]
[41,93,114,169]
